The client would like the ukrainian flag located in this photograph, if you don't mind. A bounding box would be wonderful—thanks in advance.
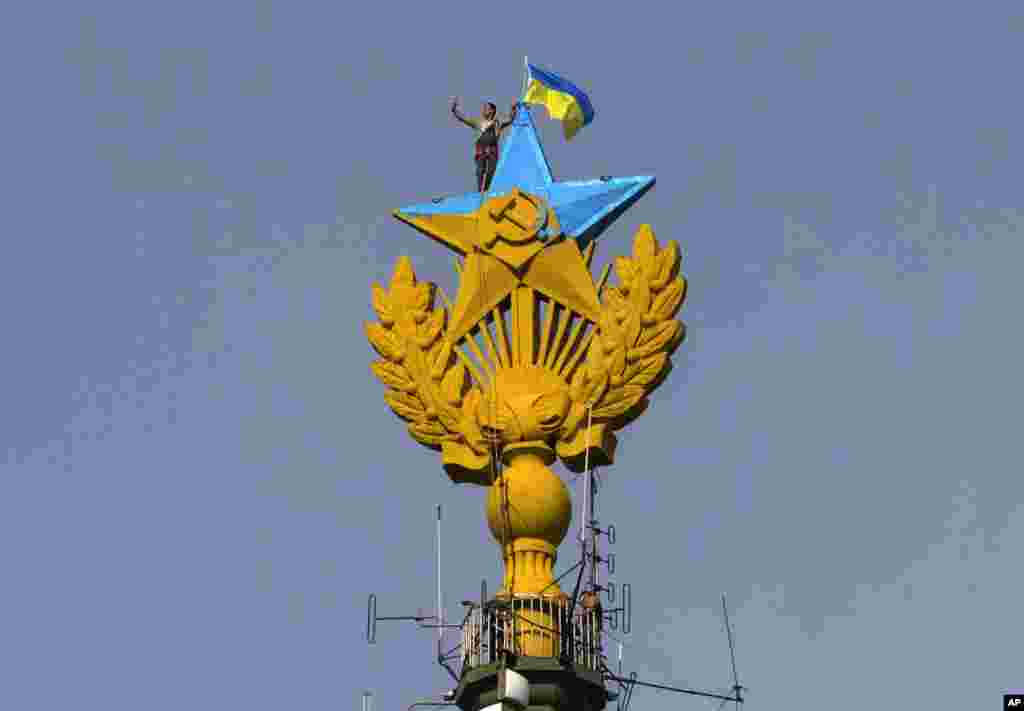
[523,63,595,141]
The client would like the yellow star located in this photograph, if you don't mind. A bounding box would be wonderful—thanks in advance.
[394,189,601,343]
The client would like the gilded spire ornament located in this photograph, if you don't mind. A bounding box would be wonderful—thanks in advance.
[365,106,686,603]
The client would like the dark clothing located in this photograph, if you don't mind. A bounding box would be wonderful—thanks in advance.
[476,151,498,192]
[475,141,499,160]
[476,121,500,152]
[475,123,501,192]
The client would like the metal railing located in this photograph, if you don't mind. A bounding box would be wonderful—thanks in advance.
[461,594,603,674]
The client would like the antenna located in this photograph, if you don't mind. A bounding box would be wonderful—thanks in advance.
[437,505,443,645]
[623,672,638,711]
[366,594,435,643]
[603,592,744,707]
[584,468,620,609]
[600,581,632,632]
[366,506,467,684]
[589,465,598,593]
[619,583,632,634]
[721,592,744,707]
[578,406,593,547]
[432,505,463,681]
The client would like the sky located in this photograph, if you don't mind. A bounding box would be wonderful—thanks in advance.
[1,1,1022,709]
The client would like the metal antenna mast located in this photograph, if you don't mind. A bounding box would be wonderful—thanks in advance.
[437,505,443,651]
[589,467,599,593]
[721,592,744,709]
[365,506,466,685]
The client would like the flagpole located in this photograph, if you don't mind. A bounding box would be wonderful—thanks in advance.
[521,56,529,102]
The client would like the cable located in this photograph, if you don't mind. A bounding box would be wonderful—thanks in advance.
[535,559,584,597]
[602,675,743,704]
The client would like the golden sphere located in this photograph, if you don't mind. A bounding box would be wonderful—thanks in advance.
[486,449,572,547]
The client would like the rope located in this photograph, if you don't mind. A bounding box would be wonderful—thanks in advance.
[470,219,517,652]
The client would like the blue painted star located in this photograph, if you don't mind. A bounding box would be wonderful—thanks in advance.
[393,104,655,255]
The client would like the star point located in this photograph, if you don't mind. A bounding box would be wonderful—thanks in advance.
[394,106,655,253]
[393,105,654,345]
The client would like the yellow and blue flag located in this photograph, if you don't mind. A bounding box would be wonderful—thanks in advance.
[522,63,595,141]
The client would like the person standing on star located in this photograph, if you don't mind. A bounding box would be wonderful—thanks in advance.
[451,98,517,193]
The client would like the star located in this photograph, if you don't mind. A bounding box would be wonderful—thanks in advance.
[445,234,601,343]
[393,105,655,343]
[394,104,655,253]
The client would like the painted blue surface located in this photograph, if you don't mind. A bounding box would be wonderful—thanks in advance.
[394,105,653,248]
[397,192,483,217]
[546,177,655,248]
[489,104,554,193]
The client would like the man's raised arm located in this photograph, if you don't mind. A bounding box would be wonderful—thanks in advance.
[499,102,519,130]
[451,98,478,129]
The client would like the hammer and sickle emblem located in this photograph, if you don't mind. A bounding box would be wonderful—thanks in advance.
[487,188,554,244]
[476,188,562,270]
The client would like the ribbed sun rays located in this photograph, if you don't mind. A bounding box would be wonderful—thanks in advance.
[441,244,612,390]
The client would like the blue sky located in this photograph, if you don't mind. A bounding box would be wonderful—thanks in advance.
[2,2,1022,709]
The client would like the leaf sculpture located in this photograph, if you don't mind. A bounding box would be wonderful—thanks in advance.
[557,225,687,471]
[365,257,491,484]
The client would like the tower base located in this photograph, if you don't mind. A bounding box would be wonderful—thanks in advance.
[455,656,607,711]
